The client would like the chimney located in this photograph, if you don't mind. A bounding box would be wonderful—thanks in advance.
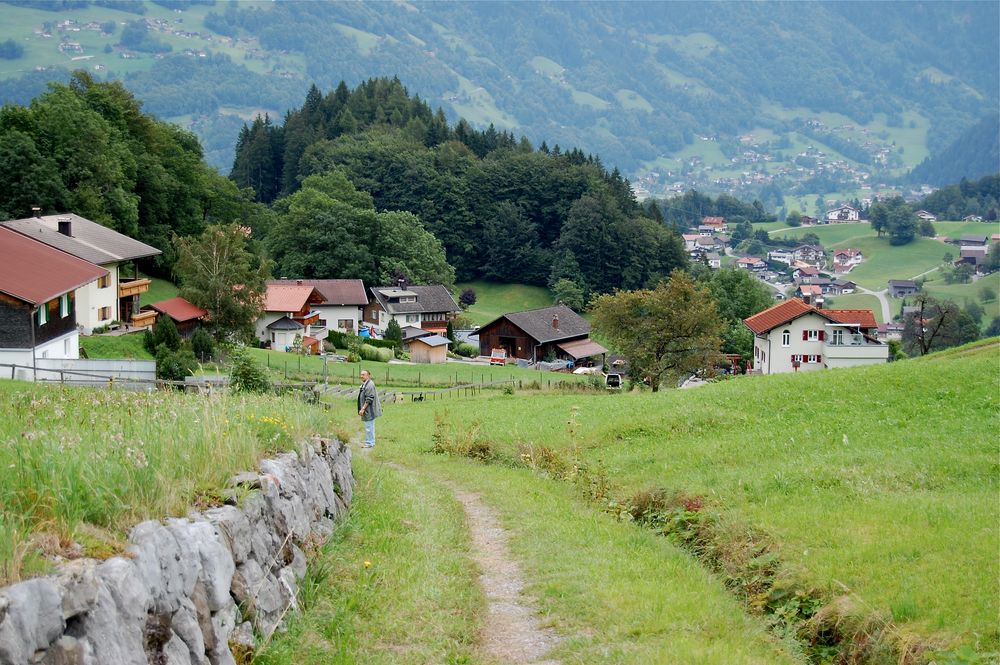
[296,279,303,285]
[57,217,72,237]
[31,206,41,218]
[397,278,406,289]
[552,314,559,329]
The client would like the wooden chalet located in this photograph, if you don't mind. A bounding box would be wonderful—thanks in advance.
[477,304,607,366]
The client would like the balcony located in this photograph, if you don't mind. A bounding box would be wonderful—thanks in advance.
[309,326,328,341]
[824,334,888,366]
[118,278,151,299]
[131,310,158,328]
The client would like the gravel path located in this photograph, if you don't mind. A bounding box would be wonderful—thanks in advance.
[450,484,561,665]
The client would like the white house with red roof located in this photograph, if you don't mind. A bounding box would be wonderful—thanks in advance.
[743,298,887,375]
[267,279,368,333]
[255,283,327,353]
[0,227,108,373]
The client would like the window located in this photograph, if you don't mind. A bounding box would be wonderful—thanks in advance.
[405,314,419,323]
[781,329,790,346]
[831,329,843,346]
[97,274,110,289]
[806,329,819,341]
[36,304,48,326]
[98,306,112,321]
[60,294,71,318]
[807,354,822,364]
[399,296,416,303]
[338,319,354,330]
[64,339,71,355]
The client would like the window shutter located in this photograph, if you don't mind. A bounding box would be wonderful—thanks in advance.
[802,330,808,341]
[817,354,822,363]
[818,330,825,341]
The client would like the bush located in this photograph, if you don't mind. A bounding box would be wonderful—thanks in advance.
[359,344,393,363]
[191,327,214,362]
[155,344,197,381]
[328,329,397,352]
[459,288,477,308]
[454,342,479,357]
[384,320,402,346]
[229,350,271,393]
[146,316,181,354]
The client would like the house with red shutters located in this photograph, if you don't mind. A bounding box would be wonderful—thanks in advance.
[743,298,887,375]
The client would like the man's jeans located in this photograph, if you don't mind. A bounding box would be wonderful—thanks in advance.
[363,419,376,447]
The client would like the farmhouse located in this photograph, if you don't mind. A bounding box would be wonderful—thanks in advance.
[915,210,937,222]
[829,279,857,295]
[0,227,108,375]
[148,296,207,337]
[735,256,766,271]
[825,205,860,222]
[268,279,368,333]
[255,284,327,353]
[701,216,728,232]
[363,284,461,334]
[477,304,607,366]
[832,248,863,273]
[744,298,886,375]
[1,212,161,332]
[767,249,794,265]
[888,280,919,298]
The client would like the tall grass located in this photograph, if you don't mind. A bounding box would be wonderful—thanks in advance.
[0,380,332,583]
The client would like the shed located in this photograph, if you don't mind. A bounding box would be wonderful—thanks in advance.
[410,334,450,364]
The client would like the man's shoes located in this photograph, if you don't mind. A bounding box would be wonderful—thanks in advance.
[362,443,375,448]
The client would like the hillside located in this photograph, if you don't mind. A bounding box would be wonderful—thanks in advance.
[348,342,998,661]
[0,0,995,201]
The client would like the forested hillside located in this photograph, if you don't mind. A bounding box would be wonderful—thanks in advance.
[0,0,995,197]
[0,71,264,270]
[238,78,688,294]
[909,114,1000,186]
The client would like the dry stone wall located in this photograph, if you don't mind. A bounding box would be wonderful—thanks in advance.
[0,437,354,665]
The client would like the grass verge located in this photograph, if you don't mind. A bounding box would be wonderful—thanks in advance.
[0,380,333,584]
[254,458,482,665]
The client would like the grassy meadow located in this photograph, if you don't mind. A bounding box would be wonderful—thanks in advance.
[455,281,554,326]
[0,380,334,584]
[366,344,999,656]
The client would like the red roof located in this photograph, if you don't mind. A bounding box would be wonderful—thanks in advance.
[702,216,726,225]
[149,296,207,323]
[0,226,108,305]
[818,308,878,329]
[264,284,320,312]
[267,279,368,305]
[745,298,879,335]
[743,298,813,334]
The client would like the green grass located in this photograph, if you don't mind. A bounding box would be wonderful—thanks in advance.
[366,348,999,655]
[245,347,588,389]
[932,221,1000,239]
[0,380,333,584]
[139,274,180,307]
[920,271,1000,325]
[255,459,482,665]
[773,225,951,289]
[456,281,554,326]
[80,331,152,359]
[615,88,653,112]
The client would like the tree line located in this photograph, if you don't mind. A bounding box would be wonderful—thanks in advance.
[231,77,688,297]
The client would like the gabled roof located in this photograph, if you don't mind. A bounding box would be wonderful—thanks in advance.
[818,308,878,329]
[266,316,303,330]
[0,226,108,305]
[267,279,368,306]
[411,334,451,347]
[264,284,321,313]
[743,298,813,335]
[485,304,590,344]
[795,266,820,275]
[369,285,460,315]
[798,284,823,296]
[888,279,917,287]
[149,296,207,323]
[744,298,879,335]
[960,234,988,243]
[2,213,160,265]
[702,216,726,225]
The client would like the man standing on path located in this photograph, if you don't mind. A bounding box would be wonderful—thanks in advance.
[358,369,382,448]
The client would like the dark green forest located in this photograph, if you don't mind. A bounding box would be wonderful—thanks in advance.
[231,78,689,295]
[909,115,1000,187]
[0,72,264,270]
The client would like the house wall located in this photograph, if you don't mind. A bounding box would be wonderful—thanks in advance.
[411,342,447,364]
[269,328,300,352]
[76,263,119,333]
[752,313,832,375]
[315,305,362,332]
[824,344,888,368]
[255,313,282,343]
[477,319,537,360]
[0,331,80,380]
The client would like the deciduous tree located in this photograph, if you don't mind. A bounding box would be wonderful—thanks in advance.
[174,224,270,342]
[591,271,723,392]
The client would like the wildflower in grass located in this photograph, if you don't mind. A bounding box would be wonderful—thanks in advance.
[364,560,372,568]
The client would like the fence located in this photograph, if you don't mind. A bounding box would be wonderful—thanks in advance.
[2,359,157,390]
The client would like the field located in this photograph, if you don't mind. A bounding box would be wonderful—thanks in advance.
[0,379,332,584]
[774,224,952,290]
[455,280,554,326]
[363,345,999,657]
[138,274,180,307]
